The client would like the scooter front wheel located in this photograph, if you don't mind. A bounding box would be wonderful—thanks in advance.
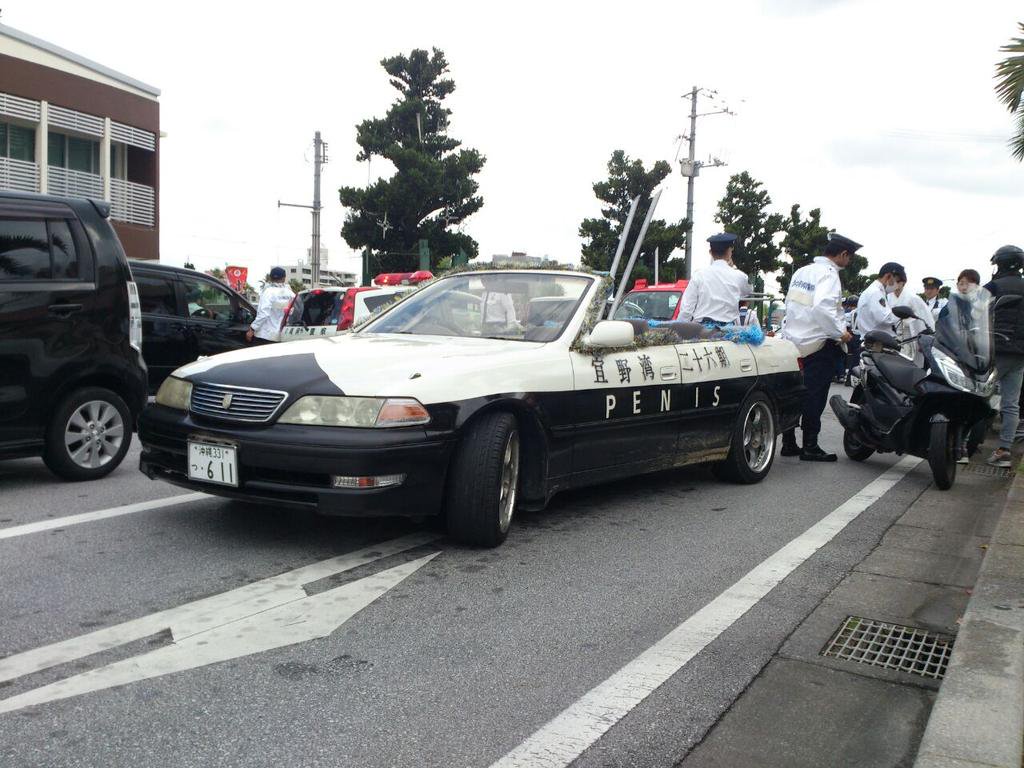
[843,430,874,462]
[928,420,957,490]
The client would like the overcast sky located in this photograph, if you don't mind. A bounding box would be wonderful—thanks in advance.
[6,0,1022,289]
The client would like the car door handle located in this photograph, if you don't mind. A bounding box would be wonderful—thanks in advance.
[740,361,754,372]
[660,367,678,381]
[48,303,83,316]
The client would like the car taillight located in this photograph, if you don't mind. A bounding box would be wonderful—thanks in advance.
[127,281,142,352]
[337,289,357,330]
[280,296,296,330]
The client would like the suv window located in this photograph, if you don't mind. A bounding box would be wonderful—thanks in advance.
[285,291,341,327]
[180,277,242,322]
[0,218,50,280]
[0,218,83,281]
[48,220,79,280]
[136,273,179,315]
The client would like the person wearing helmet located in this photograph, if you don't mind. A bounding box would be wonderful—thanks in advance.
[983,245,1024,467]
[247,267,294,344]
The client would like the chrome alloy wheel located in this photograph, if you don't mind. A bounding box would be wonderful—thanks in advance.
[498,431,520,532]
[742,402,775,473]
[64,400,125,469]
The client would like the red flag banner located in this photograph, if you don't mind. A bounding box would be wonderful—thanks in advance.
[225,266,248,292]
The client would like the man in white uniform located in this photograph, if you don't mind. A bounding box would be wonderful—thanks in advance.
[247,267,294,343]
[779,233,859,461]
[892,275,935,365]
[855,262,904,337]
[678,233,751,325]
[922,277,947,321]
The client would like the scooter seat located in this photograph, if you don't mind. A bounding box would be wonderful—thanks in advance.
[873,352,928,394]
[864,330,901,351]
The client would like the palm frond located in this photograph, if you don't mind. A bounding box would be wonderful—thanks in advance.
[995,23,1024,111]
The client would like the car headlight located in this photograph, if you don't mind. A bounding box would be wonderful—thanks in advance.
[277,396,430,428]
[155,376,192,410]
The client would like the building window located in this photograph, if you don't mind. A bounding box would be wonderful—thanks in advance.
[0,121,36,162]
[48,132,102,175]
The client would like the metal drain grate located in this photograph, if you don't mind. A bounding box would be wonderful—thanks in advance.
[821,617,953,679]
[961,463,1015,479]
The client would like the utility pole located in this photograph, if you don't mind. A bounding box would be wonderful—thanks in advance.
[679,87,732,278]
[278,131,329,287]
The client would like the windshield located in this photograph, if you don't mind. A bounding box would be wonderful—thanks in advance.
[613,291,682,321]
[935,287,993,373]
[361,272,593,342]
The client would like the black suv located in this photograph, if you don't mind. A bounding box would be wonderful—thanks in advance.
[0,191,148,480]
[129,262,257,392]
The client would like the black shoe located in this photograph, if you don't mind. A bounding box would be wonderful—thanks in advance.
[781,442,802,457]
[800,445,838,462]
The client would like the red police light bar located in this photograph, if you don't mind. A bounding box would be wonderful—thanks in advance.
[633,279,648,290]
[373,271,434,286]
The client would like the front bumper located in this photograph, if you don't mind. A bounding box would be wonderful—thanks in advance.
[138,405,456,517]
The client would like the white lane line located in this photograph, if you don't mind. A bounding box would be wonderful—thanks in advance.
[0,493,209,541]
[491,456,923,768]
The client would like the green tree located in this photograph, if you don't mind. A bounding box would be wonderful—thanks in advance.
[289,279,305,294]
[339,48,485,272]
[206,267,225,281]
[183,261,195,270]
[778,204,871,295]
[995,22,1024,161]
[579,150,689,283]
[713,172,785,282]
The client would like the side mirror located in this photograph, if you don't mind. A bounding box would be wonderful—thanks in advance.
[587,320,635,348]
[892,305,917,320]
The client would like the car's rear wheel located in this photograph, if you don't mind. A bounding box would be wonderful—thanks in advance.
[44,387,133,481]
[712,392,776,484]
[445,411,520,547]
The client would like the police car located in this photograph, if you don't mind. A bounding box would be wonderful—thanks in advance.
[612,278,690,322]
[139,269,803,547]
[277,271,433,341]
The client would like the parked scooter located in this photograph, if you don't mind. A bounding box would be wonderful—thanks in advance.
[829,290,996,489]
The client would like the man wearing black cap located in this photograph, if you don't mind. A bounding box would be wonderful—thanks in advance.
[779,233,859,461]
[855,262,904,337]
[922,277,947,322]
[247,266,294,344]
[678,233,751,325]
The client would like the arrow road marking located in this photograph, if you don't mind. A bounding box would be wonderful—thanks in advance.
[0,533,439,714]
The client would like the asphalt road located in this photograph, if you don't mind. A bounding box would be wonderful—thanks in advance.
[0,393,935,768]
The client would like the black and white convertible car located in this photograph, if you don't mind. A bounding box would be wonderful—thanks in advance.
[139,269,803,546]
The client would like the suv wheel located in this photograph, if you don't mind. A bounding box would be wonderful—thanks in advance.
[44,387,133,481]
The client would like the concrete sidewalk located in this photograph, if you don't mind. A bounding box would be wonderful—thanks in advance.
[679,459,1014,768]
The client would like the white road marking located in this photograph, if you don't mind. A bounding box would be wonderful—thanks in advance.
[0,532,439,712]
[490,456,922,768]
[0,493,208,541]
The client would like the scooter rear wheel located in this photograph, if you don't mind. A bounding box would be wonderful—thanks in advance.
[843,430,874,462]
[928,420,957,490]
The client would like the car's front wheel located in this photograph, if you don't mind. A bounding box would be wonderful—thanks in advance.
[713,392,776,484]
[44,387,133,481]
[445,411,520,547]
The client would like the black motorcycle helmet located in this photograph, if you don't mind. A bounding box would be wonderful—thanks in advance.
[991,244,1024,272]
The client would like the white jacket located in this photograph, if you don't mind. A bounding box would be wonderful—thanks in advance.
[780,257,845,349]
[251,283,294,341]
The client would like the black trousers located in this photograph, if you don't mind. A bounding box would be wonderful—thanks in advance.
[788,341,844,444]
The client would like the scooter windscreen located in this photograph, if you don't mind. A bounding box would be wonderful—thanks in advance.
[934,288,993,375]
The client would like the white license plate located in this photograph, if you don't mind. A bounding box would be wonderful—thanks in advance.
[188,441,238,487]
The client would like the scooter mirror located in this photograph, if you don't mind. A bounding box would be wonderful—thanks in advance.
[892,305,917,320]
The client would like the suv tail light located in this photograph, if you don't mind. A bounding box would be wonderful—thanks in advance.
[338,287,376,330]
[127,281,142,352]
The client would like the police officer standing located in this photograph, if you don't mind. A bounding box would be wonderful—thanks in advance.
[779,234,860,461]
[246,266,294,344]
[983,245,1024,467]
[921,277,947,322]
[855,262,904,336]
[678,233,752,325]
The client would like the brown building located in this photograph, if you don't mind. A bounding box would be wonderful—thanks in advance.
[0,22,160,259]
